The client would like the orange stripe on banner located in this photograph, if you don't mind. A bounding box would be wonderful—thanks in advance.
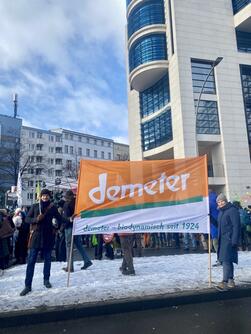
[75,156,208,216]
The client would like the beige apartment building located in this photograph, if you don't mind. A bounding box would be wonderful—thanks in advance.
[20,126,128,206]
[126,0,251,199]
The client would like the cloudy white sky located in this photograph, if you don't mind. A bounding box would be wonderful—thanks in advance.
[0,0,128,143]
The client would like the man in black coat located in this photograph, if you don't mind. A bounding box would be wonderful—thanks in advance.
[20,189,62,296]
[216,193,241,290]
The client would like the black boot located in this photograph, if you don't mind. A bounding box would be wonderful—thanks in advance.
[20,286,31,296]
[44,280,52,288]
[81,261,93,270]
[122,269,135,276]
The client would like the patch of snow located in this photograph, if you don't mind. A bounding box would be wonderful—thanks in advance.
[0,252,251,313]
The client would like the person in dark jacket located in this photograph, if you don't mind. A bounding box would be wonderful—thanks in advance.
[209,189,220,266]
[0,210,12,276]
[62,190,92,272]
[216,193,241,290]
[14,210,30,264]
[20,189,62,296]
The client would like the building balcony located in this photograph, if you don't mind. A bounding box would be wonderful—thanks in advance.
[127,0,142,16]
[233,1,251,32]
[208,176,226,187]
[143,142,174,160]
[128,24,166,49]
[197,134,221,145]
[129,60,169,91]
[128,25,168,91]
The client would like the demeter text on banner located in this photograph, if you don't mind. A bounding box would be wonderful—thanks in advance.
[73,157,209,235]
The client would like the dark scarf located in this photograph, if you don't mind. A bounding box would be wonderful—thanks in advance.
[40,200,51,214]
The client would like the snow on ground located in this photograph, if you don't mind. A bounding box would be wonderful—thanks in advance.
[1,252,251,313]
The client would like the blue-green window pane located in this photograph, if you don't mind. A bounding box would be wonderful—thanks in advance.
[232,0,251,14]
[140,74,170,117]
[191,60,216,94]
[129,34,167,72]
[128,0,165,38]
[141,110,173,151]
[240,65,251,143]
[195,100,220,135]
[236,30,251,53]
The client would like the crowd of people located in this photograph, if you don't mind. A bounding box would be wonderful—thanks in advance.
[0,188,251,294]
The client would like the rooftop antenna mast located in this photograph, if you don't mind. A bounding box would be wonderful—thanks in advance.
[13,93,18,118]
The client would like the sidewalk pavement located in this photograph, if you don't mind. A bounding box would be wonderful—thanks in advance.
[1,282,251,328]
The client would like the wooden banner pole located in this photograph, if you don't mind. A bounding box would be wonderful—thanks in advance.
[67,230,74,287]
[208,220,212,287]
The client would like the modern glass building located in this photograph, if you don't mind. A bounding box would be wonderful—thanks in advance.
[126,0,251,198]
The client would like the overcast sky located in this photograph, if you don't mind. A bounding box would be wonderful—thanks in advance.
[0,0,128,143]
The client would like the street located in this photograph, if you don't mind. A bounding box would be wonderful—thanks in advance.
[1,297,251,334]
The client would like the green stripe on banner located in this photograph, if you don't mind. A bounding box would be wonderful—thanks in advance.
[80,196,203,218]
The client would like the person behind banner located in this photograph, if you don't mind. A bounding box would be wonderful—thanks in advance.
[94,234,114,260]
[119,233,135,276]
[232,201,249,251]
[183,233,197,251]
[20,189,62,296]
[133,233,142,257]
[216,193,241,290]
[208,189,220,267]
[62,190,92,272]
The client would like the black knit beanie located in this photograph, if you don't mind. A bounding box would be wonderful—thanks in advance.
[40,188,51,197]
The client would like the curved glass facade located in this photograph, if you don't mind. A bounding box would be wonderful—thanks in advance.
[140,74,170,117]
[141,110,172,151]
[126,0,132,7]
[232,0,251,14]
[128,0,165,39]
[129,33,167,72]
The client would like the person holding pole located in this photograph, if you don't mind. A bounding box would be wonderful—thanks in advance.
[216,193,241,290]
[20,189,62,296]
[119,233,135,276]
[62,190,92,273]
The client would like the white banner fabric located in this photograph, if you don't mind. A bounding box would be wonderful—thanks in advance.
[73,197,209,235]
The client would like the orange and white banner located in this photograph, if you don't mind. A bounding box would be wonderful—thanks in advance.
[73,157,209,235]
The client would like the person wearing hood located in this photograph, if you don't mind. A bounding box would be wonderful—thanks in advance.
[216,193,241,290]
[20,189,62,296]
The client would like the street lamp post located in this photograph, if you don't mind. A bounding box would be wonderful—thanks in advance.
[193,57,223,289]
[195,56,223,156]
